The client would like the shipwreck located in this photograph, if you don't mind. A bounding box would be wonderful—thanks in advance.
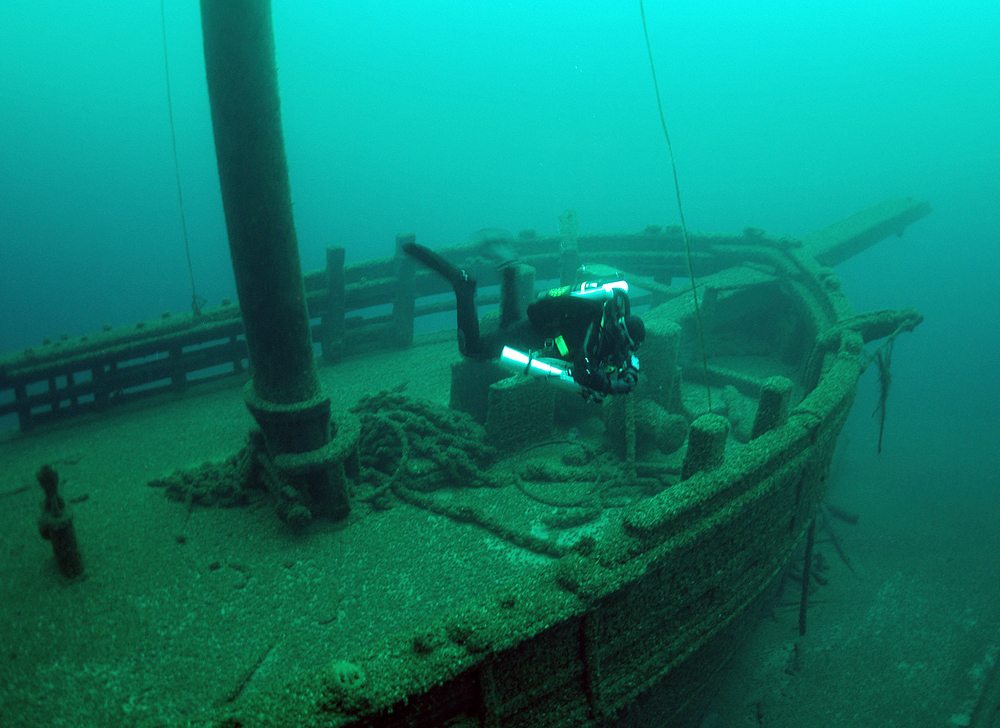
[0,3,933,726]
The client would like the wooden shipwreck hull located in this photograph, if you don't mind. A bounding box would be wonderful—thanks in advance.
[0,200,927,727]
[252,200,924,727]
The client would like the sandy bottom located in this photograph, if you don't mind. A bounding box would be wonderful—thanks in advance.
[703,386,1000,727]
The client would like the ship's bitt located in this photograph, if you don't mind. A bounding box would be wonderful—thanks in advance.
[200,0,350,525]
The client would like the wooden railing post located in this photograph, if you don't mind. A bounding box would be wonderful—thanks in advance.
[751,376,794,439]
[92,366,105,411]
[169,345,186,392]
[499,263,535,328]
[67,371,78,410]
[14,383,30,431]
[681,413,729,480]
[48,377,59,415]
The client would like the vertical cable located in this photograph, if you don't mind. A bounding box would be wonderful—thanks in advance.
[160,0,202,316]
[640,0,712,411]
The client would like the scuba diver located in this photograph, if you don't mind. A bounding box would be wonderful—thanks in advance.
[403,242,645,401]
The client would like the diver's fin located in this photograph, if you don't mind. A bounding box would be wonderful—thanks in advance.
[402,243,473,289]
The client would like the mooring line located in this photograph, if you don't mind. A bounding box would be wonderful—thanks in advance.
[639,0,713,412]
[160,1,202,316]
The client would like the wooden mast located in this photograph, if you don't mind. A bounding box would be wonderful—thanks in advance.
[199,0,349,525]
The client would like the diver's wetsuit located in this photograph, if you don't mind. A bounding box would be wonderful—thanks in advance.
[403,242,641,396]
[526,285,639,395]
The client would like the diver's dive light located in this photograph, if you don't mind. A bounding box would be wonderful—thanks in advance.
[571,279,628,300]
[499,346,579,392]
[541,279,629,304]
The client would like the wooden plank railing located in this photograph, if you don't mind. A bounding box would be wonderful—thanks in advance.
[0,226,711,432]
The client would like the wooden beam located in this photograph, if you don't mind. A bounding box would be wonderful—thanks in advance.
[802,198,931,267]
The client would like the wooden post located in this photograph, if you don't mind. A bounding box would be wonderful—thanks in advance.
[67,371,78,410]
[48,377,59,415]
[750,376,794,439]
[201,0,320,405]
[202,0,348,523]
[169,344,186,392]
[392,233,416,348]
[681,413,729,480]
[499,262,535,329]
[643,321,681,412]
[37,465,84,578]
[321,246,346,362]
[14,382,30,432]
[92,365,109,411]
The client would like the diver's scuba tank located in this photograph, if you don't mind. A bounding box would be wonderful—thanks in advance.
[571,278,628,300]
[498,346,580,393]
[537,263,629,304]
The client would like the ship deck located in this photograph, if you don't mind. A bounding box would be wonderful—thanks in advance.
[1,338,473,724]
[0,333,776,726]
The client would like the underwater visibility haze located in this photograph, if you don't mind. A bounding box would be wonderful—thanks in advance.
[0,1,998,726]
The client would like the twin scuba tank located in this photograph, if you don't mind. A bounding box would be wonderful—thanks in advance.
[498,267,631,393]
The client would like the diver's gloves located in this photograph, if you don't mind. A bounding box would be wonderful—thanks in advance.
[607,367,639,394]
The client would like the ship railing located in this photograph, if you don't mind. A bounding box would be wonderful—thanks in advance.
[0,228,757,432]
